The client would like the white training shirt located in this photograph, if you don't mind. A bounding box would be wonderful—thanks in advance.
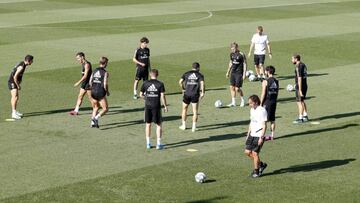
[251,33,269,55]
[250,106,268,137]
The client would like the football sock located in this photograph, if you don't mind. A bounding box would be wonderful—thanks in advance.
[95,114,101,120]
[299,115,303,120]
[182,121,186,126]
[133,90,137,95]
[157,137,161,145]
[303,111,308,117]
[192,122,196,129]
[74,106,79,112]
[146,137,150,145]
[231,97,236,104]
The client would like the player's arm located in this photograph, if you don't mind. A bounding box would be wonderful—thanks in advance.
[296,67,303,96]
[89,74,93,88]
[226,61,232,78]
[132,50,145,67]
[200,80,205,99]
[267,40,272,59]
[74,63,90,87]
[104,72,110,96]
[248,42,254,58]
[242,53,247,80]
[161,92,168,112]
[13,66,24,90]
[258,121,267,145]
[260,80,267,106]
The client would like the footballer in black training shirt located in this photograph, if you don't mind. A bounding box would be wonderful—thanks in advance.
[140,69,168,150]
[89,57,110,128]
[226,42,247,107]
[8,55,34,120]
[70,52,93,115]
[292,54,309,124]
[178,62,205,132]
[260,65,279,140]
[133,37,150,99]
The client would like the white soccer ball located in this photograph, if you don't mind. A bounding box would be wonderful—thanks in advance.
[248,74,256,82]
[286,84,295,92]
[214,100,223,108]
[195,172,207,183]
[245,70,254,77]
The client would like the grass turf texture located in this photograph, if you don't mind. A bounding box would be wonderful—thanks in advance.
[1,0,360,202]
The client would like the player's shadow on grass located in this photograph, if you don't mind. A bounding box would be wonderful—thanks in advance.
[24,105,143,117]
[166,133,245,148]
[100,115,180,130]
[262,158,355,177]
[277,123,358,140]
[166,87,226,96]
[277,96,315,104]
[313,111,360,121]
[197,120,250,131]
[277,73,329,81]
[186,196,227,203]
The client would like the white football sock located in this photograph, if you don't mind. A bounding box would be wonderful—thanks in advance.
[182,121,186,126]
[74,106,79,112]
[146,137,150,145]
[95,114,101,120]
[157,137,161,145]
[192,122,196,129]
[231,97,236,104]
[133,90,137,95]
[303,112,308,117]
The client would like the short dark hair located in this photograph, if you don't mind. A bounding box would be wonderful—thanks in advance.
[293,54,301,61]
[140,37,149,43]
[150,69,159,77]
[25,55,34,62]
[76,52,85,57]
[257,26,263,32]
[99,56,108,65]
[265,65,275,75]
[249,94,261,105]
[192,62,200,69]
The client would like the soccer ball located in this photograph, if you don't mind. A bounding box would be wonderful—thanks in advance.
[214,100,223,108]
[245,70,254,77]
[195,172,207,183]
[286,84,295,92]
[248,74,256,82]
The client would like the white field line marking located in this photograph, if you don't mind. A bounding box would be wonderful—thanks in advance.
[6,11,213,29]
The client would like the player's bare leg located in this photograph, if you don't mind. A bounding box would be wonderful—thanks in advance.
[179,103,189,130]
[156,123,163,149]
[191,102,199,132]
[228,86,236,107]
[10,89,21,119]
[146,123,151,148]
[236,87,245,107]
[70,88,86,115]
[133,80,140,99]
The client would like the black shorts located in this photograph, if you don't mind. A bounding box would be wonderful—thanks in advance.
[145,108,162,124]
[8,82,17,90]
[245,135,264,153]
[295,86,308,102]
[91,89,106,101]
[81,81,91,90]
[230,72,243,88]
[183,94,200,105]
[264,101,277,122]
[135,67,149,81]
[254,54,265,66]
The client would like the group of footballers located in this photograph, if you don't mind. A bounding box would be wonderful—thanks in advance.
[6,26,309,177]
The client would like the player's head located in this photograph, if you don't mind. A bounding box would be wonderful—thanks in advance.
[230,42,239,53]
[292,54,301,64]
[140,37,149,48]
[150,69,159,79]
[76,52,86,63]
[24,55,34,65]
[248,94,260,108]
[99,56,109,68]
[192,62,200,71]
[257,26,263,34]
[265,65,275,76]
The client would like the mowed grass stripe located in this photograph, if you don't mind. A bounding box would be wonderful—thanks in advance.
[0,61,359,199]
[0,0,352,27]
[2,119,359,202]
[2,1,360,46]
[1,12,360,76]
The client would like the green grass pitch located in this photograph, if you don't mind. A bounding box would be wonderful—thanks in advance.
[0,0,360,202]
